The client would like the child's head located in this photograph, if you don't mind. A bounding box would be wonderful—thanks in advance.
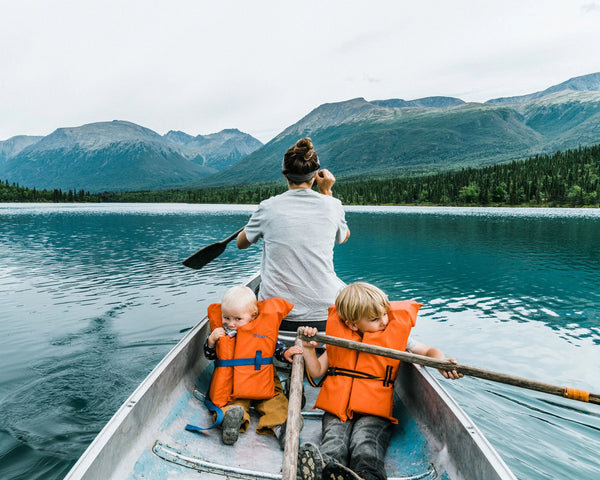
[220,285,259,330]
[335,282,391,334]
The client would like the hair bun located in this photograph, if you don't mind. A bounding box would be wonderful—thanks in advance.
[282,137,319,181]
[295,137,314,159]
[296,137,313,150]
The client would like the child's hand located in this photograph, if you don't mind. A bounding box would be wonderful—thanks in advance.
[283,345,303,363]
[439,358,463,380]
[208,327,227,348]
[299,326,319,349]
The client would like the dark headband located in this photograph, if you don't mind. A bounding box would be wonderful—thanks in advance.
[282,158,320,184]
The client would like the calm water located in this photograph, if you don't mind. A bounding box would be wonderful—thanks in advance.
[0,203,599,480]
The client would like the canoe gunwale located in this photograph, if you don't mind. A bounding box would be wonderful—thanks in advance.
[64,316,210,479]
[397,363,517,480]
[64,273,261,480]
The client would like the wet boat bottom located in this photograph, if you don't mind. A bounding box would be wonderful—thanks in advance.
[127,366,445,480]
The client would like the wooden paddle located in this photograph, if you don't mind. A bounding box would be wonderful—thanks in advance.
[281,343,305,480]
[297,329,600,405]
[182,227,244,269]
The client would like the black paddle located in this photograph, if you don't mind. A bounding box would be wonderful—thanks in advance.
[182,227,244,270]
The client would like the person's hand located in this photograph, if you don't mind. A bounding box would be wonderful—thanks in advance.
[299,326,319,348]
[315,169,335,196]
[439,358,463,380]
[208,327,227,347]
[284,345,303,363]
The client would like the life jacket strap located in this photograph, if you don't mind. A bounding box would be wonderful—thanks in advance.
[327,365,395,387]
[214,350,273,370]
[306,369,326,388]
[185,395,223,433]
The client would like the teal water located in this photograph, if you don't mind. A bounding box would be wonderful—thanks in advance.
[0,203,599,479]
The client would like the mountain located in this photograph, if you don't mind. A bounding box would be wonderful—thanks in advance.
[486,72,600,104]
[2,73,599,192]
[371,96,465,108]
[163,128,262,170]
[0,121,262,191]
[0,135,43,162]
[205,73,600,187]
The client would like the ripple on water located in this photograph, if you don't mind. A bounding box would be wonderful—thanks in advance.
[1,307,176,470]
[2,205,599,480]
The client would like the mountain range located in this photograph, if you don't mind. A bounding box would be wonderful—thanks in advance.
[1,72,599,192]
[207,73,600,186]
[0,122,262,191]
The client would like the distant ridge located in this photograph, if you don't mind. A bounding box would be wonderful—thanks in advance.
[0,121,262,191]
[371,96,465,108]
[203,71,600,187]
[1,72,599,192]
[0,135,44,160]
[486,72,600,104]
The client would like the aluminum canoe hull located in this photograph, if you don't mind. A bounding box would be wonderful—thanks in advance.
[65,273,515,480]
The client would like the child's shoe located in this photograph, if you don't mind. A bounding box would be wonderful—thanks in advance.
[322,462,364,480]
[297,442,323,480]
[221,405,244,445]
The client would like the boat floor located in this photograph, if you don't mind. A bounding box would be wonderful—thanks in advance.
[126,365,449,480]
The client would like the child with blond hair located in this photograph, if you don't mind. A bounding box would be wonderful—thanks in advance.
[298,282,461,480]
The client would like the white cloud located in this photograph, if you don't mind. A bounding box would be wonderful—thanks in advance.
[582,2,600,13]
[1,1,600,143]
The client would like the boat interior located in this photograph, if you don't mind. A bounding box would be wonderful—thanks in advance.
[128,360,446,480]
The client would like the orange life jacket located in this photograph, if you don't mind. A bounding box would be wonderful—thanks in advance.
[207,297,293,407]
[314,300,420,423]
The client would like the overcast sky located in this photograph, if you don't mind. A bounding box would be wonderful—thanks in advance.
[2,1,600,143]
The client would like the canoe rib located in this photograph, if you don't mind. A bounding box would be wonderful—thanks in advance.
[153,441,438,480]
[153,441,282,479]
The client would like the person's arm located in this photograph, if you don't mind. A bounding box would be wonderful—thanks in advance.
[236,229,252,249]
[237,205,264,250]
[299,326,329,378]
[342,229,351,243]
[203,338,217,360]
[274,339,302,363]
[315,169,335,196]
[408,341,463,380]
[281,344,303,363]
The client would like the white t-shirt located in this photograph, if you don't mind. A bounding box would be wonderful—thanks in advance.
[244,189,349,326]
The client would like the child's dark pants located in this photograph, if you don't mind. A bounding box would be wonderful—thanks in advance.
[320,412,393,480]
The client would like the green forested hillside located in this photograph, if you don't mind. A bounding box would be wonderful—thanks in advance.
[2,144,599,207]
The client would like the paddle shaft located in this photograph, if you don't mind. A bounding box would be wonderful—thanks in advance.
[297,330,600,405]
[281,344,305,480]
[220,227,245,245]
[182,227,244,269]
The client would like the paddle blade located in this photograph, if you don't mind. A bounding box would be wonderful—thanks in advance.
[182,242,227,270]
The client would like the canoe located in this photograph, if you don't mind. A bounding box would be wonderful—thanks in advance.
[64,272,516,480]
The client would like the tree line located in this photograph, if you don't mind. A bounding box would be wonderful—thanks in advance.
[2,143,599,207]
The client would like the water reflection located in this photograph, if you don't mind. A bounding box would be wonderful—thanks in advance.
[1,204,599,480]
[340,211,600,337]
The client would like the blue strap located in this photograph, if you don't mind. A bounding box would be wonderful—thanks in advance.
[214,351,273,370]
[185,395,224,433]
[185,351,271,434]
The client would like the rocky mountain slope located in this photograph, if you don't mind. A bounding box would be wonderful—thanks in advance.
[0,121,262,191]
[205,72,600,187]
[2,72,599,192]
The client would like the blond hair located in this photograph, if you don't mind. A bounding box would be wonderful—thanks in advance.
[335,282,390,325]
[221,285,258,314]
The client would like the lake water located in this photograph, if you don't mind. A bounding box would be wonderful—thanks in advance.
[0,203,599,480]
